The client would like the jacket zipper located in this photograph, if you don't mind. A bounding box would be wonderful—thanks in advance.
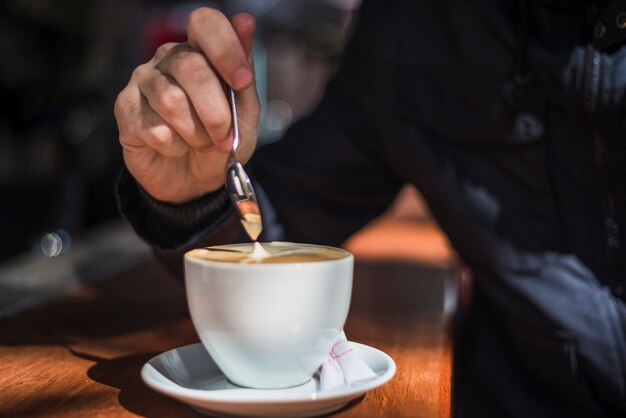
[584,45,621,284]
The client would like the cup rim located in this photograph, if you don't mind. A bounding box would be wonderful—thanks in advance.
[184,242,353,268]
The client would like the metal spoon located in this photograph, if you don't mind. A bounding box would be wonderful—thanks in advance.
[225,87,263,241]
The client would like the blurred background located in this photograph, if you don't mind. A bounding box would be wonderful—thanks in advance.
[0,0,451,314]
[0,0,460,343]
[0,0,368,261]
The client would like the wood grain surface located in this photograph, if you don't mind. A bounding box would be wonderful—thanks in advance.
[0,257,452,418]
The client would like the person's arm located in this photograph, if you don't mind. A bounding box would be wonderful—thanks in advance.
[114,8,260,278]
[116,167,244,277]
[116,0,407,276]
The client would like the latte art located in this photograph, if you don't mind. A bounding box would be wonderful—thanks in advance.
[187,242,350,264]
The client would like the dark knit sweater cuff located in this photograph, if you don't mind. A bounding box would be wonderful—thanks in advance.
[136,181,230,232]
[117,167,233,249]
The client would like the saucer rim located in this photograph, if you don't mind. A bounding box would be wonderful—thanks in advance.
[141,341,396,405]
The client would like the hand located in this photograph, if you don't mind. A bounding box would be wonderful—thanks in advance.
[114,9,259,204]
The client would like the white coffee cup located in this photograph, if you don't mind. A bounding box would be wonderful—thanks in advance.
[184,242,353,389]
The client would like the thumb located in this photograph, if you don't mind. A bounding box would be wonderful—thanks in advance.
[231,13,256,68]
[230,12,259,131]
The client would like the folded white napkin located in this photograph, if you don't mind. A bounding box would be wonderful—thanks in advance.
[316,331,378,390]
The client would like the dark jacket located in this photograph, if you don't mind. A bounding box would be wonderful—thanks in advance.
[118,0,626,416]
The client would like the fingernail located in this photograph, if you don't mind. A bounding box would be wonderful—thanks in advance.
[232,66,252,89]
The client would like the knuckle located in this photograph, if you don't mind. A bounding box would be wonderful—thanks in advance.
[131,63,150,81]
[113,89,129,120]
[151,80,187,116]
[149,128,189,157]
[148,125,174,149]
[154,42,177,60]
[160,88,187,114]
[125,110,148,143]
[169,50,207,78]
[203,106,230,131]
[114,88,136,125]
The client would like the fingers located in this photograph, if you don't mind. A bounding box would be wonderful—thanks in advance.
[115,77,189,158]
[156,44,233,152]
[229,12,260,119]
[136,95,190,157]
[187,8,254,90]
[139,60,220,152]
[156,9,259,152]
[231,12,256,65]
[116,8,259,160]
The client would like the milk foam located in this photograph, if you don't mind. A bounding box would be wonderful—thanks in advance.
[187,242,349,264]
[249,241,271,259]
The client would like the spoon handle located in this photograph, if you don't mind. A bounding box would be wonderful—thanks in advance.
[229,88,240,152]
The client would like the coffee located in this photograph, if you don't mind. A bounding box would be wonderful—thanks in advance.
[187,241,350,264]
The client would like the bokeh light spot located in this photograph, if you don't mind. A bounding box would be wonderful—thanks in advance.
[40,232,62,257]
[261,100,293,131]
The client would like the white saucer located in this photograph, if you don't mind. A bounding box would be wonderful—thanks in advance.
[141,342,396,418]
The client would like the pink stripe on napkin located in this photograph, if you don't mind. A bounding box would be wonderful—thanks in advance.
[316,331,378,390]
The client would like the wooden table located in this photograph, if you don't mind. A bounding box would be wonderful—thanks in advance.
[0,256,453,417]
